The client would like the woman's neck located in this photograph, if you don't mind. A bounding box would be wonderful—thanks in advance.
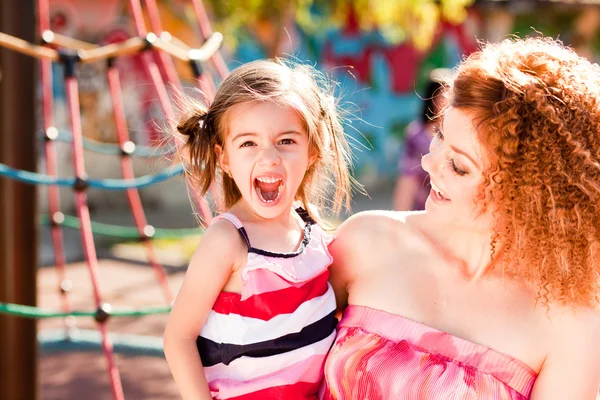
[420,218,496,281]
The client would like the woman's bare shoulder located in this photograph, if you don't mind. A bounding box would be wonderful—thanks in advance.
[332,210,424,264]
[532,302,600,364]
[544,304,600,336]
[338,210,422,235]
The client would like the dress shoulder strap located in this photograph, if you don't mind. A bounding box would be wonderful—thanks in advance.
[295,206,315,225]
[212,212,251,249]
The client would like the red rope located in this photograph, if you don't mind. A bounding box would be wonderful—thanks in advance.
[143,0,183,91]
[127,0,213,226]
[128,0,147,37]
[107,65,173,303]
[38,0,50,32]
[37,0,71,317]
[65,75,125,400]
[190,0,229,79]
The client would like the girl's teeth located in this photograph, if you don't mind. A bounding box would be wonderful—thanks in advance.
[256,177,281,184]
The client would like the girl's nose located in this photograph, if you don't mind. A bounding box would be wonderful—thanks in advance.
[258,147,281,167]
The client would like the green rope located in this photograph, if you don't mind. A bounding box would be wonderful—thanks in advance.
[0,302,171,319]
[41,214,201,239]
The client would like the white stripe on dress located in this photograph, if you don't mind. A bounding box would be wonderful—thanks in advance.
[199,286,336,345]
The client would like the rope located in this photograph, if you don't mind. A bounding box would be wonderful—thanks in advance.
[0,302,170,319]
[40,329,165,357]
[63,57,126,399]
[127,0,214,227]
[40,213,201,239]
[47,130,174,157]
[0,2,226,398]
[191,0,229,79]
[37,0,72,318]
[106,56,174,303]
[0,162,184,189]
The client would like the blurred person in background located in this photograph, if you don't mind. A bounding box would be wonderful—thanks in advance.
[393,69,450,211]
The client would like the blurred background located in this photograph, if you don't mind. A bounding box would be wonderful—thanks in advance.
[0,0,599,398]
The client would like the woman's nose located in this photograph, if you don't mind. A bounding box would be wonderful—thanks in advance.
[422,134,446,175]
[421,151,434,175]
[421,145,443,176]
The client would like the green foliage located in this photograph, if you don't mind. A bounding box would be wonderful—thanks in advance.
[202,0,474,52]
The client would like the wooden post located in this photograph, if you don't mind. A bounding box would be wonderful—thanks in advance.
[0,1,39,399]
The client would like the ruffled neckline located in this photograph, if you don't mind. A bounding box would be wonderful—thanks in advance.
[242,225,333,284]
[247,221,312,259]
[339,305,538,398]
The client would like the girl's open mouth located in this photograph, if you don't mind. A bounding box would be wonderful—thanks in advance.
[254,176,284,205]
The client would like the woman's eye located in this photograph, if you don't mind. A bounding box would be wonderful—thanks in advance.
[240,141,255,148]
[433,125,444,140]
[278,138,296,145]
[447,158,468,176]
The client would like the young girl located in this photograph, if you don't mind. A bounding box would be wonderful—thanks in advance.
[163,59,353,400]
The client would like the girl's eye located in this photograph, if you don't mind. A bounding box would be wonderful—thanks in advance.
[240,141,255,148]
[278,138,296,145]
[446,158,468,176]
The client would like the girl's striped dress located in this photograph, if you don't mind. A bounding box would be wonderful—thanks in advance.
[197,207,337,399]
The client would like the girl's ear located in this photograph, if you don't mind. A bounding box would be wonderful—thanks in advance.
[215,144,229,175]
[308,146,318,169]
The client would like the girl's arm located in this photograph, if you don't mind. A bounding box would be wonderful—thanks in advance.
[328,212,385,311]
[530,310,600,400]
[163,220,244,400]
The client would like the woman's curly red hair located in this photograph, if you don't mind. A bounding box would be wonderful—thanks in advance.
[449,37,600,308]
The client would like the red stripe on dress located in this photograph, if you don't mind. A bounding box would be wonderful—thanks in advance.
[213,270,329,320]
[226,381,319,400]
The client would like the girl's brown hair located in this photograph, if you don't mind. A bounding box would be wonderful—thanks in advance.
[449,37,600,308]
[176,59,354,221]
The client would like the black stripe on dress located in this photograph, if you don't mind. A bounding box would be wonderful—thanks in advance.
[196,310,337,367]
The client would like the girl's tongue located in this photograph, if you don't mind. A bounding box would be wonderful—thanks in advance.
[255,178,283,202]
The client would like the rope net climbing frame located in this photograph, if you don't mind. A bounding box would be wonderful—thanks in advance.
[0,1,229,398]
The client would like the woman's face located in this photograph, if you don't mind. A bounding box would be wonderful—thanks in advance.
[421,108,494,231]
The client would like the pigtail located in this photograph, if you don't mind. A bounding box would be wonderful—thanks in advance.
[176,107,218,198]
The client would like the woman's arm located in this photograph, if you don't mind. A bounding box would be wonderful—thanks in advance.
[530,310,600,400]
[163,220,243,400]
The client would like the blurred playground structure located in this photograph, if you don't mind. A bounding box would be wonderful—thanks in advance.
[1,0,599,399]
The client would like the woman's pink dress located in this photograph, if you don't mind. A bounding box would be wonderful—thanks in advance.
[320,305,537,399]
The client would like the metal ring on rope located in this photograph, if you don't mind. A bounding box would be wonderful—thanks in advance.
[43,128,175,157]
[41,213,201,239]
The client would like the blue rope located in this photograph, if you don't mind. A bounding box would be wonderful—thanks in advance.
[44,129,174,157]
[0,162,184,189]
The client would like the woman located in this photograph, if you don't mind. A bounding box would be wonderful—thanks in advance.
[394,71,448,211]
[322,37,600,399]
